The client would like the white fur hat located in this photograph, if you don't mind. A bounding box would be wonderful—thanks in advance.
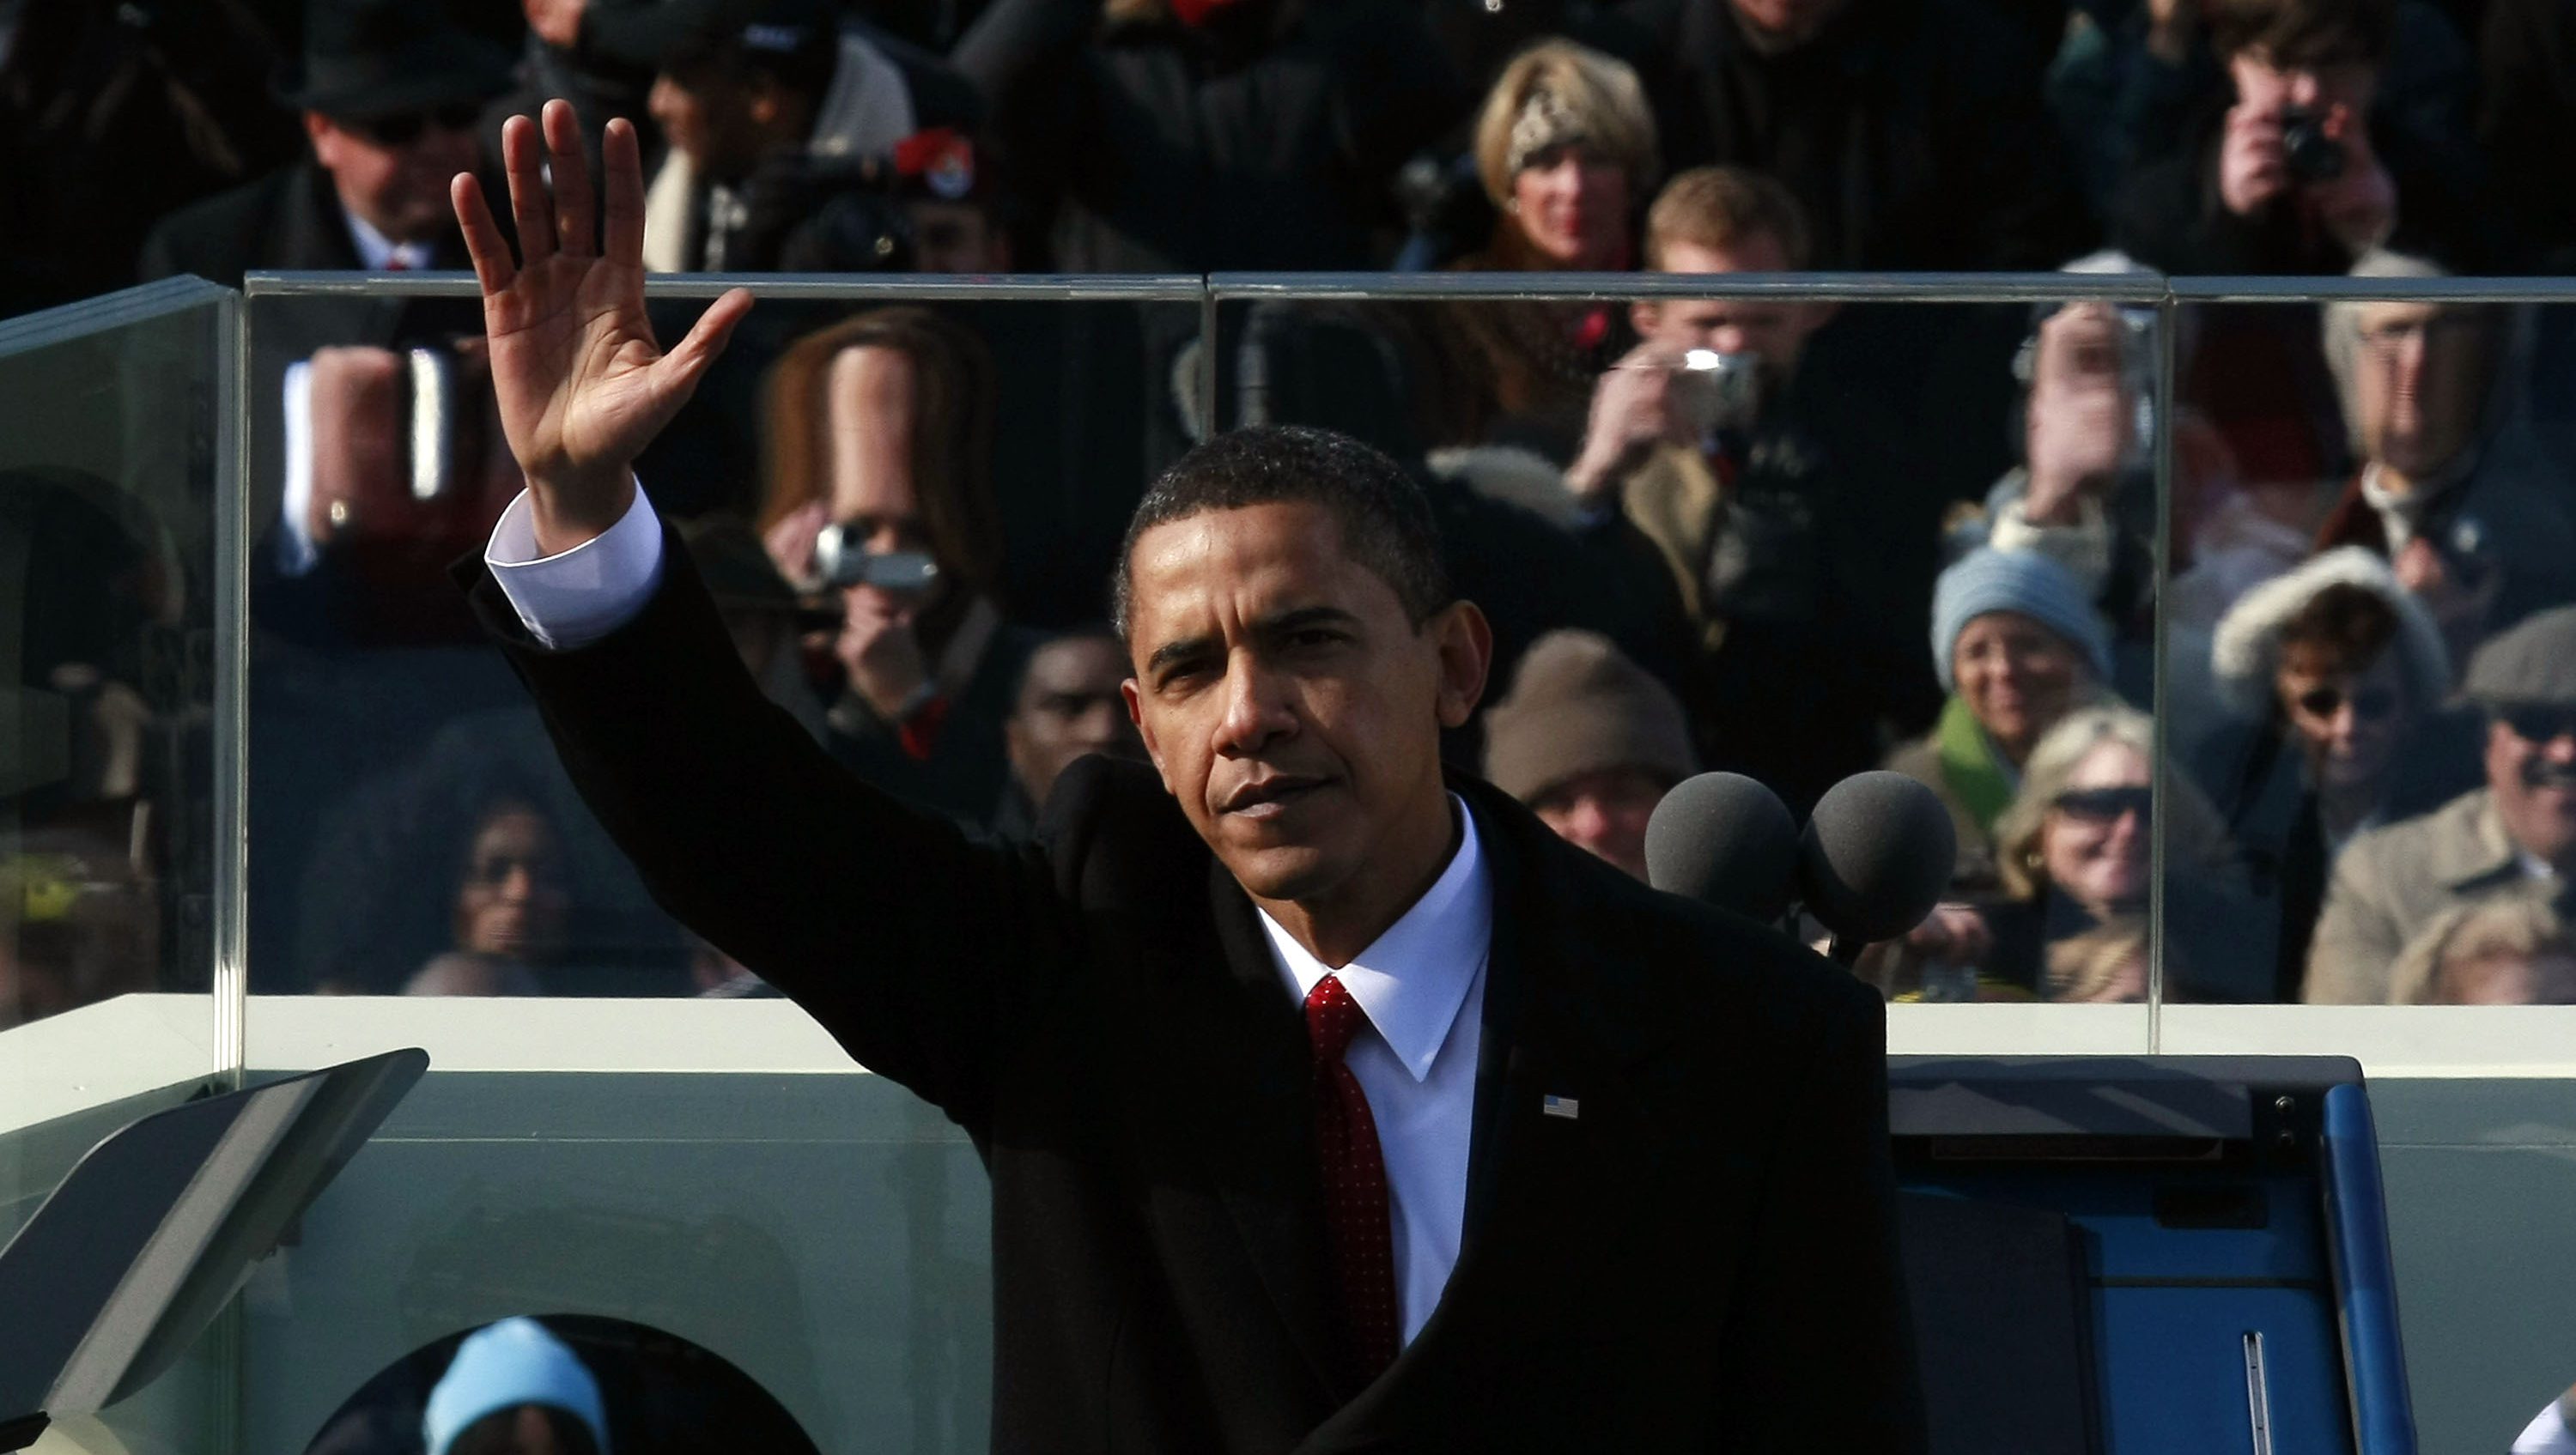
[2208,547,2451,718]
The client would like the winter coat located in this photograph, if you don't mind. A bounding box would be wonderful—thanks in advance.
[1607,0,2093,270]
[954,0,1464,270]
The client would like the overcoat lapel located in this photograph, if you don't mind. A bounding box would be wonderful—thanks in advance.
[1131,854,1354,1407]
[1298,789,1680,1448]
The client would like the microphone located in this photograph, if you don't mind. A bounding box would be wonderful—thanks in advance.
[1799,772,1958,965]
[1645,772,1801,923]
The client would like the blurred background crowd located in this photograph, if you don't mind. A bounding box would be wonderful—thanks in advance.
[9,0,2576,1028]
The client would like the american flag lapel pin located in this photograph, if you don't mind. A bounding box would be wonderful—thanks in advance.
[1542,1094,1581,1120]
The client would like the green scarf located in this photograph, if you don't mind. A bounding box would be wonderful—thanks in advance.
[1935,694,2019,835]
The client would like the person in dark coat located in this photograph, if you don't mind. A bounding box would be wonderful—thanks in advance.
[2109,0,2512,274]
[137,0,512,285]
[1605,0,2093,270]
[622,0,986,273]
[447,105,1925,1452]
[951,0,1468,270]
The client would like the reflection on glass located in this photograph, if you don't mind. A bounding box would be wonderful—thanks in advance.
[2173,278,2576,1003]
[1238,283,2150,1005]
[248,293,1190,997]
[1,295,222,1038]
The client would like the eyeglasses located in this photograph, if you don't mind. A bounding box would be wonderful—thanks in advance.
[2052,785,2152,826]
[2500,705,2576,745]
[349,102,483,147]
[2293,685,2399,723]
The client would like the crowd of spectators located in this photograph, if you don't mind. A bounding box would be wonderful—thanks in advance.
[9,0,2576,1024]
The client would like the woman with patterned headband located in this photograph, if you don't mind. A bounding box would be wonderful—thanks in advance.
[1425,41,1662,464]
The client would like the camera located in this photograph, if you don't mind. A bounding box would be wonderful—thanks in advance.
[2280,106,2346,185]
[813,524,942,594]
[1666,349,1763,436]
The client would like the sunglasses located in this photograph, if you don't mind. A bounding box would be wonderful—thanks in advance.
[2294,685,2399,723]
[2052,785,2153,826]
[2500,706,2576,745]
[349,102,483,147]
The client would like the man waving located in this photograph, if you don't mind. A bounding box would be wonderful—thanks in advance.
[453,100,1923,1453]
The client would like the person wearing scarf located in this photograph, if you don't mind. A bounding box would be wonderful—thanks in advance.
[1886,548,2116,891]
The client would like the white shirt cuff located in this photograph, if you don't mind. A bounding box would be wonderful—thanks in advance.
[483,482,665,650]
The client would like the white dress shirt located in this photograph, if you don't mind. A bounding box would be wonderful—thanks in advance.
[484,485,668,648]
[1255,802,1492,1348]
[484,485,1499,1347]
[342,206,434,272]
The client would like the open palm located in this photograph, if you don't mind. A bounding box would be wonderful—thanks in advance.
[452,100,751,552]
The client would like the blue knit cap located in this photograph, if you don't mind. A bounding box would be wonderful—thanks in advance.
[423,1319,609,1455]
[1929,549,2112,693]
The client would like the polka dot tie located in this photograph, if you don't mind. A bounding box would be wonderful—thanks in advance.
[1304,974,1398,1382]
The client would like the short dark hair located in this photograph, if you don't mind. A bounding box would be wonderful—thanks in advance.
[2208,0,2394,67]
[1110,426,1453,639]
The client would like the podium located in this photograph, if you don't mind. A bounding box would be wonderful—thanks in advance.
[1891,1055,2414,1455]
[0,1050,426,1452]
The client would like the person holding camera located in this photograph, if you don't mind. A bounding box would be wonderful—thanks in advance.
[756,306,1036,825]
[2111,0,2508,274]
[1565,166,1931,811]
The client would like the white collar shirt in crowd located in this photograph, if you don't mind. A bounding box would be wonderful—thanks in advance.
[340,205,434,272]
[483,485,1498,1350]
[1255,797,1492,1348]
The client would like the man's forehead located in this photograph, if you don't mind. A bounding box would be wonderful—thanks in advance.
[1130,501,1362,597]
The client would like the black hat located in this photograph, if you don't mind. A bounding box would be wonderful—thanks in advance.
[277,0,513,121]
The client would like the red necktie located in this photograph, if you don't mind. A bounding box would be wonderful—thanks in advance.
[384,255,410,270]
[1304,975,1399,1381]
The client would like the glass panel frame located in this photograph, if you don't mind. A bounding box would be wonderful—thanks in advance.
[0,273,245,1455]
[201,266,2576,1067]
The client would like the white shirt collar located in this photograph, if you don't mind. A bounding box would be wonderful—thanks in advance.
[341,204,432,272]
[1256,795,1492,1084]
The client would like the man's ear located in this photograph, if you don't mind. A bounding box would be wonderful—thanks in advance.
[1121,677,1176,793]
[1630,299,1661,340]
[1430,600,1494,731]
[303,111,343,165]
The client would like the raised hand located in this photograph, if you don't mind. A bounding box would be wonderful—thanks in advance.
[451,99,752,555]
[1565,345,1682,503]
